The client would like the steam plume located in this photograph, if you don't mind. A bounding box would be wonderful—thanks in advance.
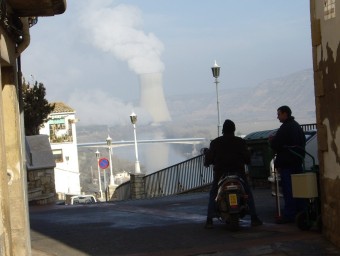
[80,2,171,123]
[80,3,164,74]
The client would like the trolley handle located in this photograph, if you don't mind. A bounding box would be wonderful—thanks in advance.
[283,145,317,172]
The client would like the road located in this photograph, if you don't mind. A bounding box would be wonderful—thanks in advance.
[30,188,340,256]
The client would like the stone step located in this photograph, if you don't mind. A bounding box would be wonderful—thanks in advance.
[29,193,55,206]
[28,187,43,201]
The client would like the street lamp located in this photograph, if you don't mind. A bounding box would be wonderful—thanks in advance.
[130,112,141,173]
[106,135,116,185]
[211,60,221,137]
[95,149,103,199]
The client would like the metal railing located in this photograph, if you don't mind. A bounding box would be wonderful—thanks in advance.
[114,154,213,201]
[301,123,317,131]
[112,123,318,201]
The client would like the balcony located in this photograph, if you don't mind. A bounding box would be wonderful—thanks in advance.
[7,0,66,17]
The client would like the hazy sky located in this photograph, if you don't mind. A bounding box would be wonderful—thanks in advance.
[21,0,312,126]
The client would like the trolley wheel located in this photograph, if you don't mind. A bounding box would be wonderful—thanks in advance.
[296,211,312,231]
[229,213,240,232]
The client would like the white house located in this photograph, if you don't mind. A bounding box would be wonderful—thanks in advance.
[114,171,130,185]
[40,102,81,198]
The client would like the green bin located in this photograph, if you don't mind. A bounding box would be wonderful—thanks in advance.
[244,129,277,181]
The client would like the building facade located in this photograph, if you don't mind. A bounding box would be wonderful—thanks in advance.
[310,0,340,247]
[26,134,56,205]
[0,1,67,255]
[40,102,81,198]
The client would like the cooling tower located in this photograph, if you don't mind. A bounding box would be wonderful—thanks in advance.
[139,73,171,123]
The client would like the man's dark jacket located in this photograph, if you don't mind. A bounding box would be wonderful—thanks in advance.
[270,117,306,168]
[204,134,250,180]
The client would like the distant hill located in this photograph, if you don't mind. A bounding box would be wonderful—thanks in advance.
[166,68,316,135]
[77,68,316,143]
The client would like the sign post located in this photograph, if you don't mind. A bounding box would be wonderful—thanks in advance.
[98,158,109,201]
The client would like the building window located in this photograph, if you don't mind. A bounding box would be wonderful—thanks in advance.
[49,117,73,143]
[53,149,63,163]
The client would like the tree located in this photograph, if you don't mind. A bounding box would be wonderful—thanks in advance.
[22,79,55,135]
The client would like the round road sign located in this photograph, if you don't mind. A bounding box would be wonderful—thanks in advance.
[99,158,110,169]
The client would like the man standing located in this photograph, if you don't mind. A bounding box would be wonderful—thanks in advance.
[203,119,262,229]
[270,105,306,224]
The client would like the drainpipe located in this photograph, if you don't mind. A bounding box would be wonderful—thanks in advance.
[15,17,31,111]
[13,16,32,255]
[16,17,30,58]
[15,18,29,207]
[16,17,29,170]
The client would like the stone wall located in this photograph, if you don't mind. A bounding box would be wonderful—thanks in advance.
[27,168,56,195]
[130,173,145,199]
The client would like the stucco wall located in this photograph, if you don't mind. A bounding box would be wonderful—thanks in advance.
[310,0,340,247]
[40,111,81,195]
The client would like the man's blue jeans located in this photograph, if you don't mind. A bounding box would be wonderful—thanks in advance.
[207,176,258,219]
[207,178,219,219]
[279,167,306,220]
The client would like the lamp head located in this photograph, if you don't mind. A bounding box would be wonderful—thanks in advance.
[130,112,137,124]
[95,149,100,158]
[211,60,220,78]
[106,135,112,146]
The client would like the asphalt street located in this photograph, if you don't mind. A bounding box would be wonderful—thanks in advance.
[30,188,340,256]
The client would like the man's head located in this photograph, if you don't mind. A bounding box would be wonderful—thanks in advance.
[277,105,292,123]
[222,119,235,135]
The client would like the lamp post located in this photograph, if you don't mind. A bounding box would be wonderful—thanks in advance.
[130,112,141,173]
[211,60,221,136]
[106,135,115,186]
[103,169,107,202]
[95,149,103,199]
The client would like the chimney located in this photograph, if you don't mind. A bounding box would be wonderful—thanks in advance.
[139,73,171,123]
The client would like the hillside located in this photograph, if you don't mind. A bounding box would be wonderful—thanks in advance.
[166,69,315,135]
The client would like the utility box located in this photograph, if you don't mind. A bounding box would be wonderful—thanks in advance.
[244,129,277,180]
[292,172,318,198]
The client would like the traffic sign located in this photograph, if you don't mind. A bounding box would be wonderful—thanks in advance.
[98,158,109,169]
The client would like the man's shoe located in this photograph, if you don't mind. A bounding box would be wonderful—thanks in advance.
[251,216,263,227]
[204,218,214,229]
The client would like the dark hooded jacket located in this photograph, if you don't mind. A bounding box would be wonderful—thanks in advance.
[270,116,306,168]
[204,134,250,180]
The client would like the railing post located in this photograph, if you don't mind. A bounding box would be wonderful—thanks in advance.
[130,173,145,199]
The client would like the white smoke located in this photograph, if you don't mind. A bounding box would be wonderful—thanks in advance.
[67,89,153,126]
[79,2,164,74]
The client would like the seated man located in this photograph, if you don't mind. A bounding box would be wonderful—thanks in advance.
[204,119,262,228]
